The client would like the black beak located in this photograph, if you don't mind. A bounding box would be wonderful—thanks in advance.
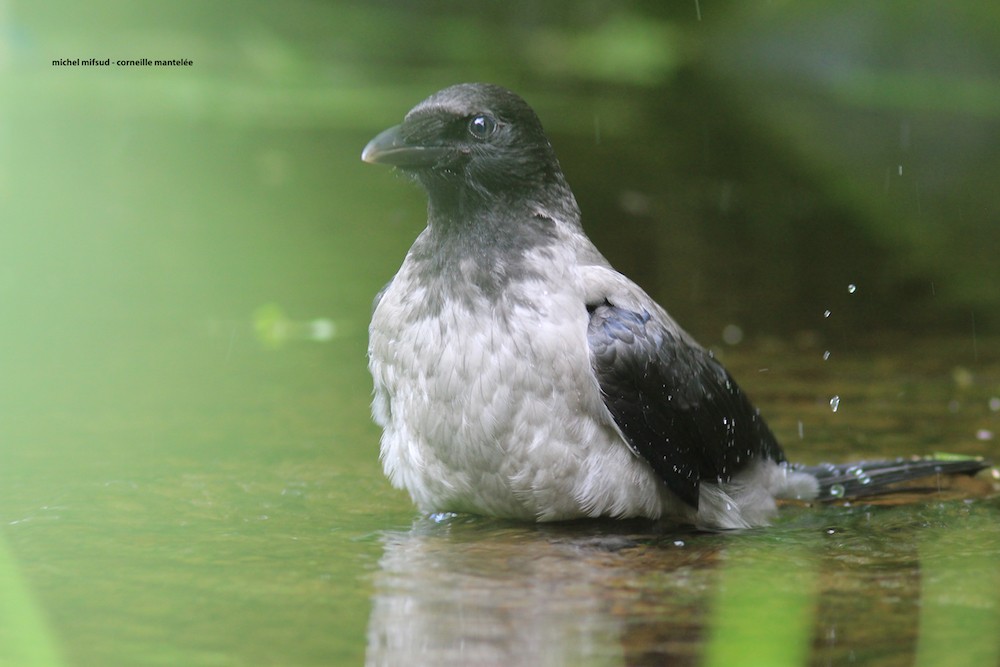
[361,124,451,168]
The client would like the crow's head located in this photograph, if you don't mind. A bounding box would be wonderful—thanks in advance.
[362,83,565,213]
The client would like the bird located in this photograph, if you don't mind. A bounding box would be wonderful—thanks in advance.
[361,83,988,530]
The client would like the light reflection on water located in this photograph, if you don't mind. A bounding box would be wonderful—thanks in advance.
[365,502,1000,667]
[366,517,712,667]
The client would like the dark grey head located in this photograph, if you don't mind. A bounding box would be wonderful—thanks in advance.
[362,83,569,217]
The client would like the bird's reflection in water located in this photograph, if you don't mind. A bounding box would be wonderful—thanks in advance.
[364,516,719,667]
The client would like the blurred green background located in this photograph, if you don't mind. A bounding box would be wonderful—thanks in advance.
[1,1,998,665]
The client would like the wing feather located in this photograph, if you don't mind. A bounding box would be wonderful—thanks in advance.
[587,302,785,508]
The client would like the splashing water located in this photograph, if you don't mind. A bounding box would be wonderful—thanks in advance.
[722,324,744,345]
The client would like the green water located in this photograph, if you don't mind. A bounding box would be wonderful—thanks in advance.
[3,1,1000,665]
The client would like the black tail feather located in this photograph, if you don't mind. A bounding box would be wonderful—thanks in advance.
[793,457,991,501]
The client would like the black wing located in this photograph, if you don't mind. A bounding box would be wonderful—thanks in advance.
[587,302,785,508]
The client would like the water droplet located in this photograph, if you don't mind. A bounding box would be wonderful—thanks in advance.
[847,284,857,294]
[828,484,846,498]
[797,421,804,439]
[898,164,903,176]
[823,351,831,361]
[990,397,1000,412]
[952,366,974,388]
[849,467,872,485]
[823,310,832,318]
[722,323,743,345]
[976,429,994,441]
[830,395,841,412]
[673,540,685,547]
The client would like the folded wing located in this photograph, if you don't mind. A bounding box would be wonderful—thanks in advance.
[587,301,785,508]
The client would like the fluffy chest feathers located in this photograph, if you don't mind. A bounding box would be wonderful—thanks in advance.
[368,226,670,521]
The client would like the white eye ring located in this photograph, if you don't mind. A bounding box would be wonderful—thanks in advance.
[468,114,498,140]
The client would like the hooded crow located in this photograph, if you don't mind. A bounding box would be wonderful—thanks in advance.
[362,83,987,529]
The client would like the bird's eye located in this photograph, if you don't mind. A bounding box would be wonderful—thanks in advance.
[467,114,498,140]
